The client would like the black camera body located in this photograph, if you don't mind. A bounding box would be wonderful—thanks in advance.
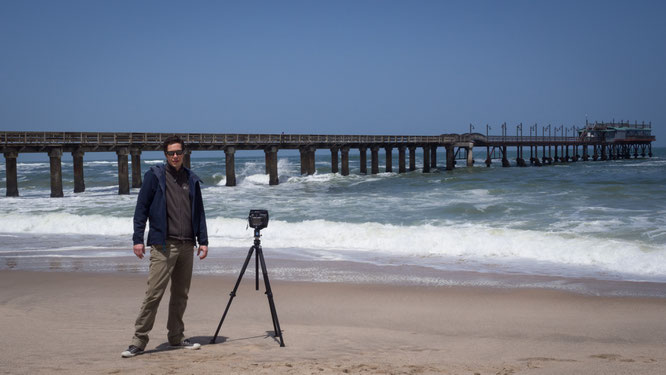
[248,209,269,230]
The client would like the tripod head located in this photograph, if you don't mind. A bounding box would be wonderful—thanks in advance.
[248,209,268,245]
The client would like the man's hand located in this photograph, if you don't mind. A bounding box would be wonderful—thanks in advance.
[133,244,145,259]
[197,245,208,260]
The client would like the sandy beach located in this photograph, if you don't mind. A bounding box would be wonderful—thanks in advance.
[0,270,664,374]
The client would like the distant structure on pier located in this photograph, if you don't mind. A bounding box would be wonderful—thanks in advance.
[579,121,654,144]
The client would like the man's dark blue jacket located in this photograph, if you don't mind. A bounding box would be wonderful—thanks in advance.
[133,164,208,252]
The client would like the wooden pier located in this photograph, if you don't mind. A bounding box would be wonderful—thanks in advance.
[1,123,655,197]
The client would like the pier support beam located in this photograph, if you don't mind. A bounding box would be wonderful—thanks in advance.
[4,150,19,197]
[466,144,474,167]
[533,155,542,166]
[445,145,455,171]
[265,146,279,185]
[49,148,64,198]
[299,147,316,175]
[408,147,416,171]
[183,150,191,169]
[359,147,367,174]
[398,146,406,173]
[516,145,526,167]
[423,146,431,173]
[385,147,393,173]
[130,147,142,188]
[72,149,85,193]
[225,147,236,186]
[116,147,130,195]
[341,146,350,176]
[501,146,510,167]
[485,146,491,167]
[330,147,339,174]
[307,146,316,175]
[371,146,379,174]
[582,145,589,161]
[430,146,437,170]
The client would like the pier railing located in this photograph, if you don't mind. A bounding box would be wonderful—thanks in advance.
[1,131,456,146]
[485,136,580,143]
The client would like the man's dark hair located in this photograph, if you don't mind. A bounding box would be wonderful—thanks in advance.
[162,135,185,153]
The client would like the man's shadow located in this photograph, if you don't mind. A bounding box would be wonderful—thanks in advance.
[139,335,227,356]
[138,331,281,356]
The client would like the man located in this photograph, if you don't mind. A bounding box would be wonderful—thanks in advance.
[122,136,209,358]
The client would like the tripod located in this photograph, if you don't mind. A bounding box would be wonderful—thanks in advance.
[210,228,285,347]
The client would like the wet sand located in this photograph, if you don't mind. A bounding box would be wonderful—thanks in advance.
[1,270,664,374]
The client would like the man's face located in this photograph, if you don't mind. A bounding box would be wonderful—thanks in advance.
[165,143,184,170]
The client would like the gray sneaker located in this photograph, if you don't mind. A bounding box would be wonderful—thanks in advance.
[169,339,201,350]
[121,345,144,358]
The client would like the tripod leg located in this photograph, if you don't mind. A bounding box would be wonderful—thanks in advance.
[256,248,259,291]
[210,245,255,344]
[257,247,285,347]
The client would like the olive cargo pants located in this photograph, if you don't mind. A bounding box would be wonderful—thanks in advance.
[131,240,194,349]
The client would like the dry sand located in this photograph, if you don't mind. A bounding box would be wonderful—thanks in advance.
[0,270,664,374]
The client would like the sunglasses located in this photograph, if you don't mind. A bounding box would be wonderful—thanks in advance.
[165,150,184,156]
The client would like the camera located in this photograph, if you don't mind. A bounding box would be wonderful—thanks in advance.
[248,209,269,230]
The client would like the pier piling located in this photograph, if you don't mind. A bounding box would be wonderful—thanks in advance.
[183,150,191,169]
[423,146,431,173]
[330,147,339,174]
[385,147,393,173]
[398,146,406,173]
[4,150,19,197]
[371,146,379,174]
[466,144,474,167]
[72,149,85,193]
[130,148,142,188]
[341,146,350,176]
[265,146,279,185]
[446,145,455,170]
[408,147,416,171]
[501,146,510,167]
[48,148,64,198]
[307,146,316,175]
[430,146,437,170]
[359,147,367,174]
[225,147,236,186]
[116,147,130,195]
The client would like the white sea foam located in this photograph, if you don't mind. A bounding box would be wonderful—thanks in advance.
[6,212,658,280]
[84,161,117,166]
[0,213,131,235]
[205,218,666,280]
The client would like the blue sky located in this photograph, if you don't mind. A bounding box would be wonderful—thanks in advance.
[1,0,664,145]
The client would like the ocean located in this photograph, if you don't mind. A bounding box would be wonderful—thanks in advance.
[1,148,665,296]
